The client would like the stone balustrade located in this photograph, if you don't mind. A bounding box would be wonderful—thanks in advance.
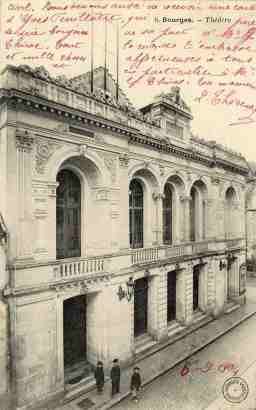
[7,237,245,293]
[54,256,106,280]
[131,247,160,264]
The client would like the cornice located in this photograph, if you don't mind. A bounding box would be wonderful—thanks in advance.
[0,88,136,138]
[129,133,248,176]
[0,88,249,177]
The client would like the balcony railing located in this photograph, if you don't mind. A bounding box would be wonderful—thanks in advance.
[131,247,159,264]
[9,237,245,291]
[54,256,105,280]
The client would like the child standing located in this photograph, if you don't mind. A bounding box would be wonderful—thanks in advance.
[94,361,105,393]
[130,367,142,402]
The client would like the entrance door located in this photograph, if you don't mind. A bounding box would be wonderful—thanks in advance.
[193,266,200,311]
[167,271,176,322]
[134,278,148,337]
[63,295,86,368]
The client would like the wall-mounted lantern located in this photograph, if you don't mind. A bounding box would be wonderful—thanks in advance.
[117,276,135,302]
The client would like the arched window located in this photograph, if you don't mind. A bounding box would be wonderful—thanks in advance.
[163,184,173,244]
[225,187,236,239]
[129,179,143,249]
[190,186,196,241]
[56,169,81,259]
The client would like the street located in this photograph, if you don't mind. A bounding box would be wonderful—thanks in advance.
[113,282,256,410]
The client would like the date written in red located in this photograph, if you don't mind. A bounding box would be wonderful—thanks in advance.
[180,360,239,377]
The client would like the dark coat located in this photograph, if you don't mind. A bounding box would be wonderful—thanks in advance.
[130,373,141,390]
[94,367,104,384]
[110,365,121,382]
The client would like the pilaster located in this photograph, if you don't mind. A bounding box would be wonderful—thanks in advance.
[180,195,191,242]
[32,181,59,260]
[184,262,193,325]
[118,154,130,250]
[88,187,112,255]
[147,273,160,340]
[16,131,35,260]
[206,258,216,314]
[156,270,168,340]
[152,192,164,246]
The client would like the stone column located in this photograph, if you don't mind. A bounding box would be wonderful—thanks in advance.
[227,257,239,298]
[156,270,168,341]
[198,262,209,312]
[152,193,163,246]
[233,202,243,238]
[147,274,160,340]
[211,178,224,239]
[206,258,216,314]
[213,258,226,317]
[180,195,191,242]
[204,198,214,240]
[184,262,193,325]
[176,267,186,323]
[118,154,130,250]
[16,131,35,260]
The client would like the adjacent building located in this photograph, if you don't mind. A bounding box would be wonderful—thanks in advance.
[0,64,249,409]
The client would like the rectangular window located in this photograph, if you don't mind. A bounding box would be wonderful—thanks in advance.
[166,121,183,139]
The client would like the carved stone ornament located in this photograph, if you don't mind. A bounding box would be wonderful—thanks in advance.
[180,195,191,202]
[35,138,62,175]
[54,123,69,133]
[51,273,112,293]
[104,156,117,184]
[119,153,129,168]
[211,176,220,185]
[159,165,165,176]
[16,130,34,152]
[152,191,163,201]
[94,188,110,201]
[78,144,88,157]
[95,133,105,143]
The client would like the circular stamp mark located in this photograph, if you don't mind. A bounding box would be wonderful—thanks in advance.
[222,376,249,404]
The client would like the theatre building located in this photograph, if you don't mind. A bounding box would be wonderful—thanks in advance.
[0,64,249,408]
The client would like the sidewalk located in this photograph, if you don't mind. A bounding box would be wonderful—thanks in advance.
[55,286,256,410]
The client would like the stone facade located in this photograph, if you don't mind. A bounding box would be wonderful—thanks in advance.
[0,64,250,409]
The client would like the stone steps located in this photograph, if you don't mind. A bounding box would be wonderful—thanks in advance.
[224,301,240,314]
[192,310,208,324]
[167,321,185,338]
[135,333,157,355]
[64,375,95,403]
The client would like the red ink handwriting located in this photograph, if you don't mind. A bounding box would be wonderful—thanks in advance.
[180,360,239,377]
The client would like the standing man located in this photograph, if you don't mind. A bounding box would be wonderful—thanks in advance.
[94,361,105,393]
[110,358,121,396]
[130,367,142,402]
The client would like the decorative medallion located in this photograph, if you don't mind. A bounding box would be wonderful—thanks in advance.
[35,138,62,175]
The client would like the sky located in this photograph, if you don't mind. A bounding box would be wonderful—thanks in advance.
[1,0,256,162]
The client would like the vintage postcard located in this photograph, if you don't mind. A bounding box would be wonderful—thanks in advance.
[0,0,256,409]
